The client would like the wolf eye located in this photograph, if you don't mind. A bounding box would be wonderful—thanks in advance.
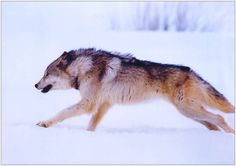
[45,73,49,77]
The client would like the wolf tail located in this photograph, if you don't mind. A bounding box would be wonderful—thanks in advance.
[193,72,234,113]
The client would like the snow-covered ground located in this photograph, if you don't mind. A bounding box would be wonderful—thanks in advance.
[2,31,235,165]
[2,2,235,165]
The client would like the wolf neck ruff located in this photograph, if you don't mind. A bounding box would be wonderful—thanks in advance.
[56,51,80,90]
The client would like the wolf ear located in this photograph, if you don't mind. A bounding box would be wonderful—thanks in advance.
[57,62,66,70]
[57,50,77,70]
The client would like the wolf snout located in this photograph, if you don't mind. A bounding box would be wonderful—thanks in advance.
[41,84,53,93]
[35,83,39,88]
[34,82,52,93]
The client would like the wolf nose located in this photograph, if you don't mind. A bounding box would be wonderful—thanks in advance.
[35,84,38,88]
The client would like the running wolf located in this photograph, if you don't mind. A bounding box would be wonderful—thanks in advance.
[35,48,235,133]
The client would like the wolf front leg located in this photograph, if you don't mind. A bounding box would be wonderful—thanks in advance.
[87,102,111,131]
[37,98,95,128]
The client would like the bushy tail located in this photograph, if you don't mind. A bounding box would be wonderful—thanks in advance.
[193,72,234,113]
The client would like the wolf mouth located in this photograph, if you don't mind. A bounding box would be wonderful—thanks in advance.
[41,84,52,93]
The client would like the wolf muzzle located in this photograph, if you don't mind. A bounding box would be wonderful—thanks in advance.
[35,83,52,93]
[41,84,52,93]
[35,84,39,88]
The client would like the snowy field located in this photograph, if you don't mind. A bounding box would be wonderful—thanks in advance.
[2,2,235,165]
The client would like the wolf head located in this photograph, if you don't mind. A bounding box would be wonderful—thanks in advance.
[35,51,79,93]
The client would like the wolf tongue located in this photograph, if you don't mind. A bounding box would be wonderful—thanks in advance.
[41,84,52,93]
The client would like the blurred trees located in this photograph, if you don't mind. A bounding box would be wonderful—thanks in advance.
[109,2,233,32]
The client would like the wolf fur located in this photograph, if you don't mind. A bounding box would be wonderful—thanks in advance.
[35,48,235,133]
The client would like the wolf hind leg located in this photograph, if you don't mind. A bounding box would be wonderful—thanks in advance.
[196,120,220,131]
[87,102,111,131]
[194,108,234,133]
[175,104,220,131]
[174,100,234,133]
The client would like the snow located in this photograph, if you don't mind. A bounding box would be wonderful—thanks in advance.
[2,2,235,165]
[3,123,234,164]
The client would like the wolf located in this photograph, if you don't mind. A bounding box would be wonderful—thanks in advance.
[35,48,235,133]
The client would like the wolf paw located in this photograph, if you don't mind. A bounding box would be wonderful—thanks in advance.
[36,121,53,128]
[87,126,96,132]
